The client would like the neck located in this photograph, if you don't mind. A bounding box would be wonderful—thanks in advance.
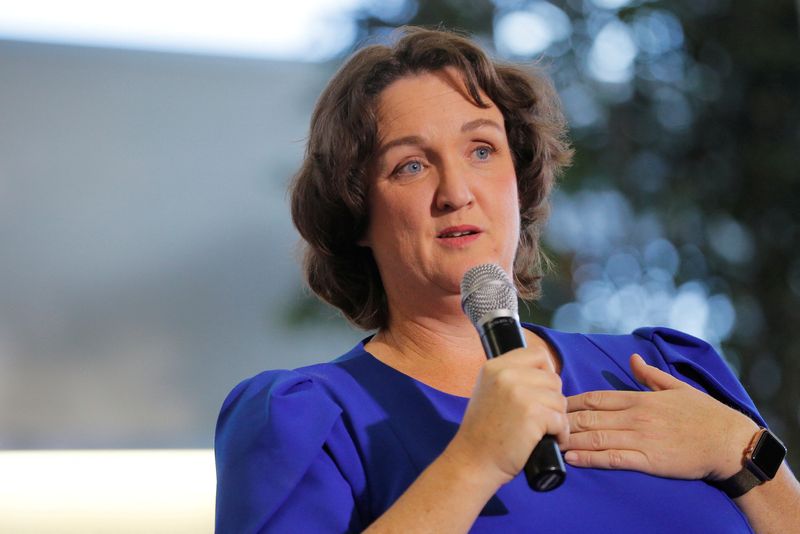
[365,296,488,396]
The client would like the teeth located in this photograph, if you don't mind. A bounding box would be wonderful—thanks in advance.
[443,231,472,237]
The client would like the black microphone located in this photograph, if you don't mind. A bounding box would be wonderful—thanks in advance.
[460,263,566,492]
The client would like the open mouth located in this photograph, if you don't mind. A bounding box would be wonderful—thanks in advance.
[437,226,481,239]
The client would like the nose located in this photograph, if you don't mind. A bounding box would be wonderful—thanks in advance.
[434,161,475,212]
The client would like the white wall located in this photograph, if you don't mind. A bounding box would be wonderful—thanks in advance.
[0,40,363,449]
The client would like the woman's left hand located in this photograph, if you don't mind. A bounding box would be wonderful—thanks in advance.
[564,353,759,481]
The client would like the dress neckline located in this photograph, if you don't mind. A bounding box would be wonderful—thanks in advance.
[357,323,569,401]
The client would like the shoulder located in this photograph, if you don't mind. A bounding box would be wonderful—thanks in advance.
[216,346,373,443]
[577,325,728,382]
[217,341,372,421]
[561,325,723,372]
[558,325,764,426]
[214,347,380,532]
[214,348,374,532]
[580,326,720,371]
[218,364,341,416]
[214,367,346,481]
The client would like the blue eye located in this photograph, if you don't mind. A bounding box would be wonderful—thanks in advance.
[474,146,493,160]
[395,160,424,175]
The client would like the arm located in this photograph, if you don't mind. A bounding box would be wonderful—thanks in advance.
[366,347,569,533]
[565,354,800,534]
[735,463,800,534]
[215,372,363,533]
[363,443,505,533]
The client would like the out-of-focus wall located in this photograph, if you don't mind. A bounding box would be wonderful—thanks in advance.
[0,40,363,449]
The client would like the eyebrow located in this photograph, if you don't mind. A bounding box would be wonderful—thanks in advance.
[377,119,504,156]
[460,118,503,133]
[377,135,425,157]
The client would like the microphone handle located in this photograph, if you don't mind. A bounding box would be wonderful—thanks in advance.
[479,316,566,492]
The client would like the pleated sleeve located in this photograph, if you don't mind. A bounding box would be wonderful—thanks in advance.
[633,326,766,427]
[214,369,365,533]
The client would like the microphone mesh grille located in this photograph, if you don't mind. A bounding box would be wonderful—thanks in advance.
[460,263,518,325]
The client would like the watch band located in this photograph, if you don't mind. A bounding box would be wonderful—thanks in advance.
[708,466,763,499]
[708,427,786,499]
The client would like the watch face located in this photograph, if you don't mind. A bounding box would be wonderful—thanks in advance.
[751,430,787,479]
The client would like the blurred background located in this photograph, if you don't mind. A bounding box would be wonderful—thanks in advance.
[1,0,798,505]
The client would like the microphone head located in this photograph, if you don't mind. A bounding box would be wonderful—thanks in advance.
[460,263,519,327]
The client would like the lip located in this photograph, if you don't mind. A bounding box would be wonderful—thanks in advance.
[436,225,482,248]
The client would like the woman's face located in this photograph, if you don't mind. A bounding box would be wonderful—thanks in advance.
[361,68,521,308]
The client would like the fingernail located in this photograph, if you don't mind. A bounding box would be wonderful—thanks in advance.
[564,451,578,463]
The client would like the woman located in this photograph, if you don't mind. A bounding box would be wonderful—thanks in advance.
[215,27,799,532]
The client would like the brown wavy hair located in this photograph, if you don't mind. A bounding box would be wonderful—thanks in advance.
[290,26,573,330]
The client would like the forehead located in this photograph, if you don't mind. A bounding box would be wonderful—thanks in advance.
[375,68,504,137]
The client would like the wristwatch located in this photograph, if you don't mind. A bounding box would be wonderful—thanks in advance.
[709,427,787,498]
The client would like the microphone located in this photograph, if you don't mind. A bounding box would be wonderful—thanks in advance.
[460,263,566,492]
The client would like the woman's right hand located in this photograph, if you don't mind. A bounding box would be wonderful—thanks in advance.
[445,347,569,488]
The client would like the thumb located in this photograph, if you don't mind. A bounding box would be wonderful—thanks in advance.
[630,353,687,391]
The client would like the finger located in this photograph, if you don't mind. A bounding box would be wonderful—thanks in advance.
[563,449,650,472]
[528,393,569,448]
[486,362,563,394]
[507,366,563,392]
[568,409,632,432]
[536,409,569,449]
[516,387,567,417]
[555,412,570,449]
[630,353,688,392]
[497,347,558,372]
[517,403,568,442]
[567,390,640,412]
[566,429,640,452]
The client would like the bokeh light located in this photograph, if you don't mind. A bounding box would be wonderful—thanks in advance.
[493,2,572,57]
[632,9,684,56]
[587,20,638,84]
[589,0,634,10]
[544,189,741,362]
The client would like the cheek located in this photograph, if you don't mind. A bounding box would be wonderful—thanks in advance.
[497,173,522,252]
[369,189,424,241]
[499,173,521,222]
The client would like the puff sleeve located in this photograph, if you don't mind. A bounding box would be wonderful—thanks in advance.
[214,370,365,533]
[633,326,766,427]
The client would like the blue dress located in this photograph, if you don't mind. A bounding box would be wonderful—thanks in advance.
[215,326,762,533]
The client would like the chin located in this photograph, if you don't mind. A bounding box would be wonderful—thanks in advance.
[464,254,514,276]
[440,260,496,291]
[427,252,515,293]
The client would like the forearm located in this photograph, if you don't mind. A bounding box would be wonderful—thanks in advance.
[735,462,800,534]
[364,443,504,533]
[364,348,568,533]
